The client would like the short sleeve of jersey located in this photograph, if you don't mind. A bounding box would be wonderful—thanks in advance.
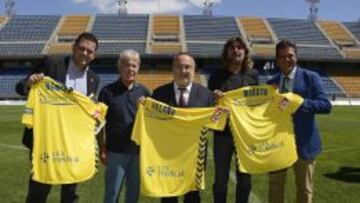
[97,102,108,124]
[22,83,37,128]
[282,92,304,113]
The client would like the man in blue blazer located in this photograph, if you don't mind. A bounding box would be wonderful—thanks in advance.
[267,40,331,203]
[152,52,214,203]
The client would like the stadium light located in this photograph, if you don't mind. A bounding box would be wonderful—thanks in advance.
[203,0,213,16]
[306,0,320,21]
[4,0,16,18]
[118,0,128,15]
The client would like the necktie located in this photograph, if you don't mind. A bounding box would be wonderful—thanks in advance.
[178,87,187,107]
[281,77,290,93]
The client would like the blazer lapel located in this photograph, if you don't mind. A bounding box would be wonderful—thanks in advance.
[87,71,96,96]
[292,67,302,94]
[187,84,197,107]
[169,83,178,107]
[60,57,70,83]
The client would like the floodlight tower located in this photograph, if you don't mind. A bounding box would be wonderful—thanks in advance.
[203,0,213,16]
[5,0,16,18]
[306,0,320,21]
[118,0,128,15]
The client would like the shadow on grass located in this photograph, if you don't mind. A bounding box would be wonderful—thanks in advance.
[324,167,360,183]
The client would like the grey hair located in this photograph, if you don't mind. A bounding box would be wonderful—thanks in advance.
[117,49,141,68]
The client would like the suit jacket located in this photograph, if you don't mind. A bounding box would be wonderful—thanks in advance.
[267,67,331,160]
[152,82,215,108]
[17,56,100,149]
[16,56,99,96]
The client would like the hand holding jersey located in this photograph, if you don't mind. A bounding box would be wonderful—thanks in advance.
[22,77,107,184]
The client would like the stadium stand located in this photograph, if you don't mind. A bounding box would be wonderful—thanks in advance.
[239,17,276,58]
[0,14,359,100]
[267,18,343,60]
[327,68,360,98]
[0,15,60,56]
[153,15,180,36]
[251,44,275,58]
[268,18,330,45]
[57,15,91,37]
[239,17,274,43]
[92,14,149,41]
[47,43,72,55]
[184,15,241,56]
[98,42,146,55]
[150,15,184,54]
[136,69,174,90]
[183,15,241,41]
[0,43,45,56]
[0,16,7,25]
[186,43,223,56]
[314,68,346,98]
[0,15,60,41]
[0,67,30,99]
[317,21,357,46]
[317,20,360,59]
[343,22,360,41]
[151,43,183,54]
[341,47,360,59]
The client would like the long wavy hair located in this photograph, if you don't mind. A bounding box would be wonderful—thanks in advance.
[221,36,253,71]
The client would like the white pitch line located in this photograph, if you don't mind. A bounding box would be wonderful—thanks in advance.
[0,143,27,150]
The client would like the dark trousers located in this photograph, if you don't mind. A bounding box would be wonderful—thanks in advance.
[161,191,200,203]
[25,178,78,203]
[213,132,251,203]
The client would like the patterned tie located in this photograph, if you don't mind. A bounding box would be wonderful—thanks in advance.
[178,87,187,107]
[281,77,290,93]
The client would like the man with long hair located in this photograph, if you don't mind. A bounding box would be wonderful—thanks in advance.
[208,37,259,203]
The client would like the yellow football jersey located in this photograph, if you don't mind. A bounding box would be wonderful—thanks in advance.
[22,77,107,184]
[219,85,304,174]
[131,98,227,197]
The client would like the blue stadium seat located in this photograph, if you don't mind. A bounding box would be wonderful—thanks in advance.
[0,15,60,41]
[183,15,241,41]
[97,43,146,55]
[92,14,149,41]
[267,18,342,59]
[187,43,223,56]
[267,18,331,45]
[343,22,360,41]
[0,43,44,56]
[0,68,30,98]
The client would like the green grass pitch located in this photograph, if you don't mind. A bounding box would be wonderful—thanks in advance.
[0,106,359,202]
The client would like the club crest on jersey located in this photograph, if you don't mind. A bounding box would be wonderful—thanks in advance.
[278,97,290,110]
[211,107,228,122]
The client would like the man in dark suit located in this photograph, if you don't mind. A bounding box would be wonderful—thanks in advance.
[152,52,214,203]
[16,32,100,203]
[208,36,258,203]
[267,40,332,203]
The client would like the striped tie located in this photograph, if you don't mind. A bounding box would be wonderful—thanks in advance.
[178,87,187,107]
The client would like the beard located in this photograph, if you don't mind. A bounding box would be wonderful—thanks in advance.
[229,56,244,66]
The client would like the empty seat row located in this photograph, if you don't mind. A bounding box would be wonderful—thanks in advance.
[0,15,60,41]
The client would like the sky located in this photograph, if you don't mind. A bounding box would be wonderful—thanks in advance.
[0,0,359,22]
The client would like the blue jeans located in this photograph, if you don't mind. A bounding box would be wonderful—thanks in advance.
[104,151,140,203]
